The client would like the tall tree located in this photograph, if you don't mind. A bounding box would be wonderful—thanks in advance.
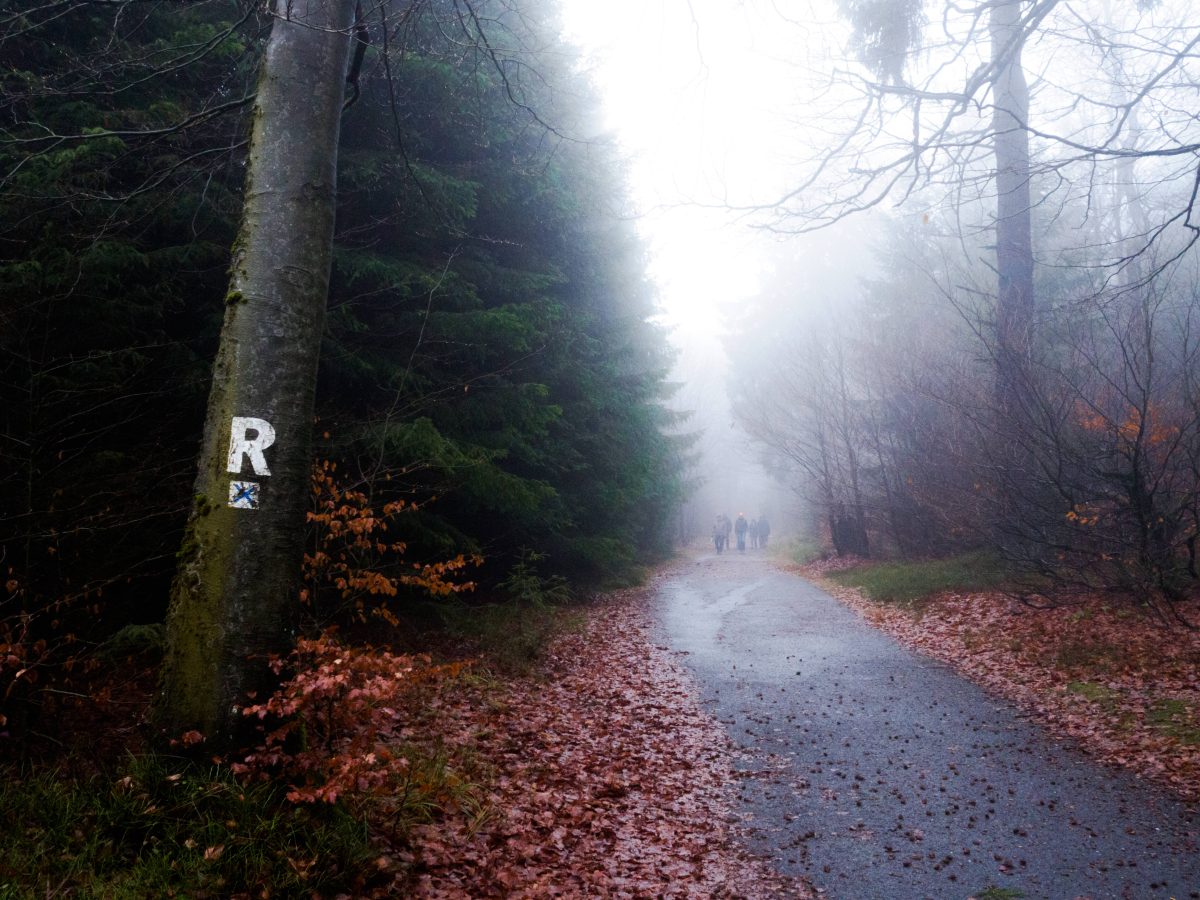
[316,0,687,584]
[0,0,257,739]
[989,0,1035,416]
[153,0,357,745]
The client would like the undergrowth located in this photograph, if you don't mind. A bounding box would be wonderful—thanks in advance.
[0,754,374,899]
[828,551,1010,607]
[440,549,579,673]
[790,538,826,566]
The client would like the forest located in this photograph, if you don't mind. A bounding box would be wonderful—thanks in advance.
[726,0,1200,626]
[1,0,688,718]
[2,0,1199,896]
[0,0,697,892]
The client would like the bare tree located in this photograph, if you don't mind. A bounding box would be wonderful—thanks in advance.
[992,271,1200,626]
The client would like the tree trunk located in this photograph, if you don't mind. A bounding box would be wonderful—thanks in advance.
[153,0,357,747]
[990,0,1035,418]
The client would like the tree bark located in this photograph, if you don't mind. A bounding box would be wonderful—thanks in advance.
[153,0,357,747]
[990,0,1035,418]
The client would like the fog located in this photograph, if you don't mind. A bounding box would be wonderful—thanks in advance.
[558,0,1200,575]
[559,1,860,547]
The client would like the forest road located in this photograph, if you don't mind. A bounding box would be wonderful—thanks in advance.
[651,550,1200,900]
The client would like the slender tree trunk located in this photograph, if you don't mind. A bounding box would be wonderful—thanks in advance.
[990,0,1035,418]
[987,0,1038,557]
[834,342,871,557]
[153,0,357,747]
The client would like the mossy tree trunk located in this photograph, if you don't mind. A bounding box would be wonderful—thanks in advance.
[153,0,357,747]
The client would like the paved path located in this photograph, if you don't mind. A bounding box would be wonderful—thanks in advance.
[652,551,1200,900]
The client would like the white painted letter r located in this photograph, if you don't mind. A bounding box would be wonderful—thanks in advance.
[227,416,276,476]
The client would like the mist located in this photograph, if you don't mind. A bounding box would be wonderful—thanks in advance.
[560,0,1200,580]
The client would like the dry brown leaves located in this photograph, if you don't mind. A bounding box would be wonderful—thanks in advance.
[798,556,869,577]
[810,572,1200,803]
[389,586,809,898]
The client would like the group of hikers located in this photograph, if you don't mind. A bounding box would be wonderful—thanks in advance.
[712,513,770,553]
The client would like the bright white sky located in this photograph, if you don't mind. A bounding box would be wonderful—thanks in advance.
[558,0,848,345]
[556,1,856,525]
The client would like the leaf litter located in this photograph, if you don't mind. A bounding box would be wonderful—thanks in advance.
[802,561,1200,803]
[389,585,811,898]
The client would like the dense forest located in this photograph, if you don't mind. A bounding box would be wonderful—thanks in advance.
[1,0,688,744]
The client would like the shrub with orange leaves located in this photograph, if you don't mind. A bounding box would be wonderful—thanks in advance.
[302,461,481,627]
[234,461,482,807]
[235,631,469,806]
[1023,388,1200,620]
[1075,399,1180,449]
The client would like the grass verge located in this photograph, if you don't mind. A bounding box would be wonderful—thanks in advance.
[827,551,1009,607]
[0,754,374,899]
[790,539,826,566]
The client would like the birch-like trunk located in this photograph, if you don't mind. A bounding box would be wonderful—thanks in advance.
[154,0,357,746]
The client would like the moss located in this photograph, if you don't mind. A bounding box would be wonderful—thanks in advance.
[1147,698,1200,745]
[175,531,199,560]
[156,507,237,742]
[224,289,245,305]
[1066,681,1119,708]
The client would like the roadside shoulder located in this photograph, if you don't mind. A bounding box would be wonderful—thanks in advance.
[794,563,1200,804]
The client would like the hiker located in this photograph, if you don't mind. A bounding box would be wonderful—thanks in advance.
[734,513,748,551]
[713,516,726,553]
[723,514,733,550]
[749,517,760,549]
[758,515,771,548]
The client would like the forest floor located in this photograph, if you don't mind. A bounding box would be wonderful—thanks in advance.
[801,556,1200,804]
[390,579,811,898]
[8,551,1198,897]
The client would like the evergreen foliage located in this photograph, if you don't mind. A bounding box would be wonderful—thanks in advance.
[0,3,258,713]
[0,0,686,736]
[320,0,686,583]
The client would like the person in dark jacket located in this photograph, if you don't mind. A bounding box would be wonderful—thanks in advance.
[713,515,727,553]
[734,513,748,551]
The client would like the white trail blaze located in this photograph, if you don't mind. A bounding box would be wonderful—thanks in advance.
[226,416,276,476]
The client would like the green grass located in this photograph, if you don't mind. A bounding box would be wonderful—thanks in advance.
[0,755,375,899]
[1066,680,1119,706]
[790,539,826,566]
[828,551,1009,606]
[1066,682,1142,733]
[1147,698,1200,745]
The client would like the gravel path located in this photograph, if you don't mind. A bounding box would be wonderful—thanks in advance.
[651,552,1200,900]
